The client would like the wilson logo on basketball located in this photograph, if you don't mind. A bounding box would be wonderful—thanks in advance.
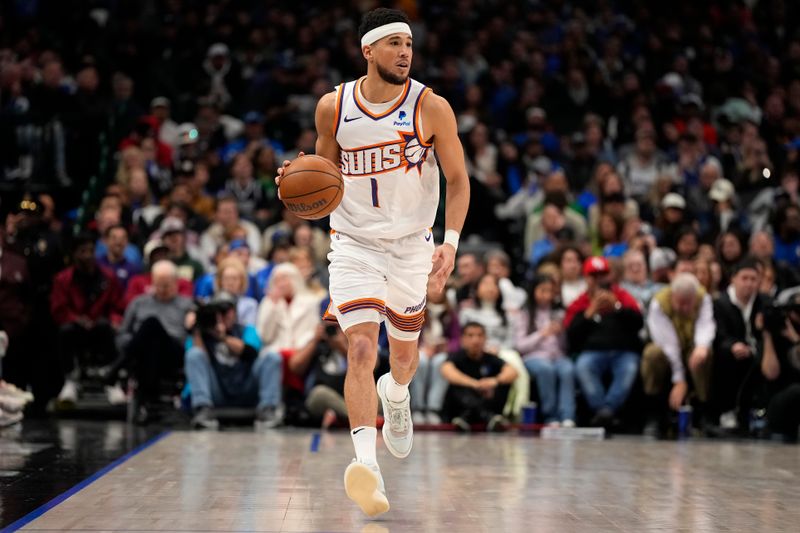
[339,131,429,177]
[286,198,327,212]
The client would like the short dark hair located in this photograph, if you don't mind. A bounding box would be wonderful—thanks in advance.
[461,321,486,335]
[104,224,128,239]
[71,231,96,253]
[732,256,762,276]
[358,8,410,40]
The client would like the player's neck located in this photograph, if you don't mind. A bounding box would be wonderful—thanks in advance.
[360,73,406,104]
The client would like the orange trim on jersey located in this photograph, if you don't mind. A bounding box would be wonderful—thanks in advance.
[353,77,411,120]
[338,297,386,315]
[340,129,414,153]
[414,87,433,147]
[332,84,345,136]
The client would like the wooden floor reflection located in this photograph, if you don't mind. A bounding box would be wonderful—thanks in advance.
[19,429,800,532]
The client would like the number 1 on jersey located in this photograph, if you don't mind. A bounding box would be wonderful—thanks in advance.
[370,177,380,207]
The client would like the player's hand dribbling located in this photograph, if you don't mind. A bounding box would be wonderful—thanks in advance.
[275,151,305,199]
[430,243,456,296]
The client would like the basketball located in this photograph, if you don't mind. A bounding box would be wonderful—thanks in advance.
[279,155,343,220]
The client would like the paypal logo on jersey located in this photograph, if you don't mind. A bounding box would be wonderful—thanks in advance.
[393,110,411,127]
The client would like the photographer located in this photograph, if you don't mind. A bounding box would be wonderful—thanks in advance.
[185,292,283,430]
[286,321,392,425]
[761,291,800,442]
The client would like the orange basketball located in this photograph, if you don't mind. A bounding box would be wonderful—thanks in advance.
[279,155,343,220]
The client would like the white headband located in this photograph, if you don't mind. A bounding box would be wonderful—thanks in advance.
[360,22,412,47]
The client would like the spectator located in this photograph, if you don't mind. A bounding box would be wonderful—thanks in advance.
[761,291,800,442]
[514,276,575,427]
[223,152,269,225]
[288,245,327,299]
[450,252,485,308]
[459,274,514,351]
[215,257,258,327]
[716,230,746,287]
[125,240,194,307]
[228,238,268,276]
[641,274,715,436]
[565,257,643,428]
[441,322,519,431]
[160,217,204,283]
[654,193,688,249]
[114,261,194,421]
[649,247,677,285]
[597,213,628,258]
[51,234,124,406]
[557,246,587,307]
[711,258,767,432]
[97,225,141,290]
[261,209,329,266]
[485,249,526,310]
[674,227,700,260]
[620,249,659,313]
[528,202,574,266]
[185,292,283,430]
[617,128,670,202]
[773,203,800,269]
[150,97,180,149]
[707,178,747,242]
[200,196,262,265]
[749,231,800,293]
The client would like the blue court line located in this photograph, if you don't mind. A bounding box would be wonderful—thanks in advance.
[1,430,171,533]
[310,432,321,452]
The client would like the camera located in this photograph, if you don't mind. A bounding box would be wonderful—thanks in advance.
[598,280,613,291]
[764,300,800,331]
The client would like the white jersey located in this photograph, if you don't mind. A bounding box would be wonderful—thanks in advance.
[331,77,440,239]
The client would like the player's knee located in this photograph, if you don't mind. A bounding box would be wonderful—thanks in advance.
[348,334,378,371]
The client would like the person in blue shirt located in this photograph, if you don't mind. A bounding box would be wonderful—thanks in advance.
[774,204,800,268]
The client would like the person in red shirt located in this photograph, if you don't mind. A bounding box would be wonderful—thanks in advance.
[50,233,125,406]
[565,256,643,428]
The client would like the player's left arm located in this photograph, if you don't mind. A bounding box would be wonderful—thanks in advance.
[423,93,470,294]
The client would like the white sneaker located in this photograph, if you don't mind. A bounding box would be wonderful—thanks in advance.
[426,411,442,425]
[0,395,26,413]
[0,408,23,428]
[720,411,738,430]
[57,380,79,404]
[105,384,127,405]
[561,419,576,428]
[344,460,389,517]
[376,373,413,459]
[412,411,426,425]
[0,382,34,403]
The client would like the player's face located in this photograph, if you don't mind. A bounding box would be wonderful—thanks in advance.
[370,33,412,85]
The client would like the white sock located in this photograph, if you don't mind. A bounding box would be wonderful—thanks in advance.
[351,426,377,465]
[385,373,409,403]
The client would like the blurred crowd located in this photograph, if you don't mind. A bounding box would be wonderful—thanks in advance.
[0,0,799,440]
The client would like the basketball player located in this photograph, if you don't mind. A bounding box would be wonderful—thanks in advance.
[277,8,469,517]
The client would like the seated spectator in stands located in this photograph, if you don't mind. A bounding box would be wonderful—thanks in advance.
[411,284,457,425]
[485,249,526,310]
[291,223,329,268]
[450,252,484,308]
[641,274,715,436]
[256,263,321,388]
[712,258,767,431]
[194,243,261,300]
[706,178,748,242]
[459,274,514,351]
[160,217,204,283]
[125,240,193,307]
[115,261,194,421]
[761,291,800,442]
[200,195,262,264]
[654,193,688,249]
[597,213,628,258]
[749,231,800,293]
[616,128,671,203]
[525,191,588,259]
[51,234,124,406]
[223,152,270,226]
[228,238,267,276]
[254,241,291,299]
[289,245,327,299]
[773,203,800,269]
[94,204,143,268]
[215,257,258,326]
[565,256,643,427]
[97,225,140,290]
[514,276,575,427]
[185,292,283,430]
[262,209,329,266]
[674,227,700,260]
[529,202,575,266]
[557,246,586,307]
[649,247,677,285]
[441,322,519,431]
[716,230,746,287]
[620,249,659,313]
[693,258,717,297]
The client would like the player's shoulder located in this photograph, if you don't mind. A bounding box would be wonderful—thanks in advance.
[420,89,454,117]
[317,90,338,112]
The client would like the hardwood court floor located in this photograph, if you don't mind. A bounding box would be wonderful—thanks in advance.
[14,429,800,532]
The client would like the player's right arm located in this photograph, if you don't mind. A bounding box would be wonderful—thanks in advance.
[276,90,341,188]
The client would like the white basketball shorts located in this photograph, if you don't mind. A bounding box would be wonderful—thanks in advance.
[324,228,434,341]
